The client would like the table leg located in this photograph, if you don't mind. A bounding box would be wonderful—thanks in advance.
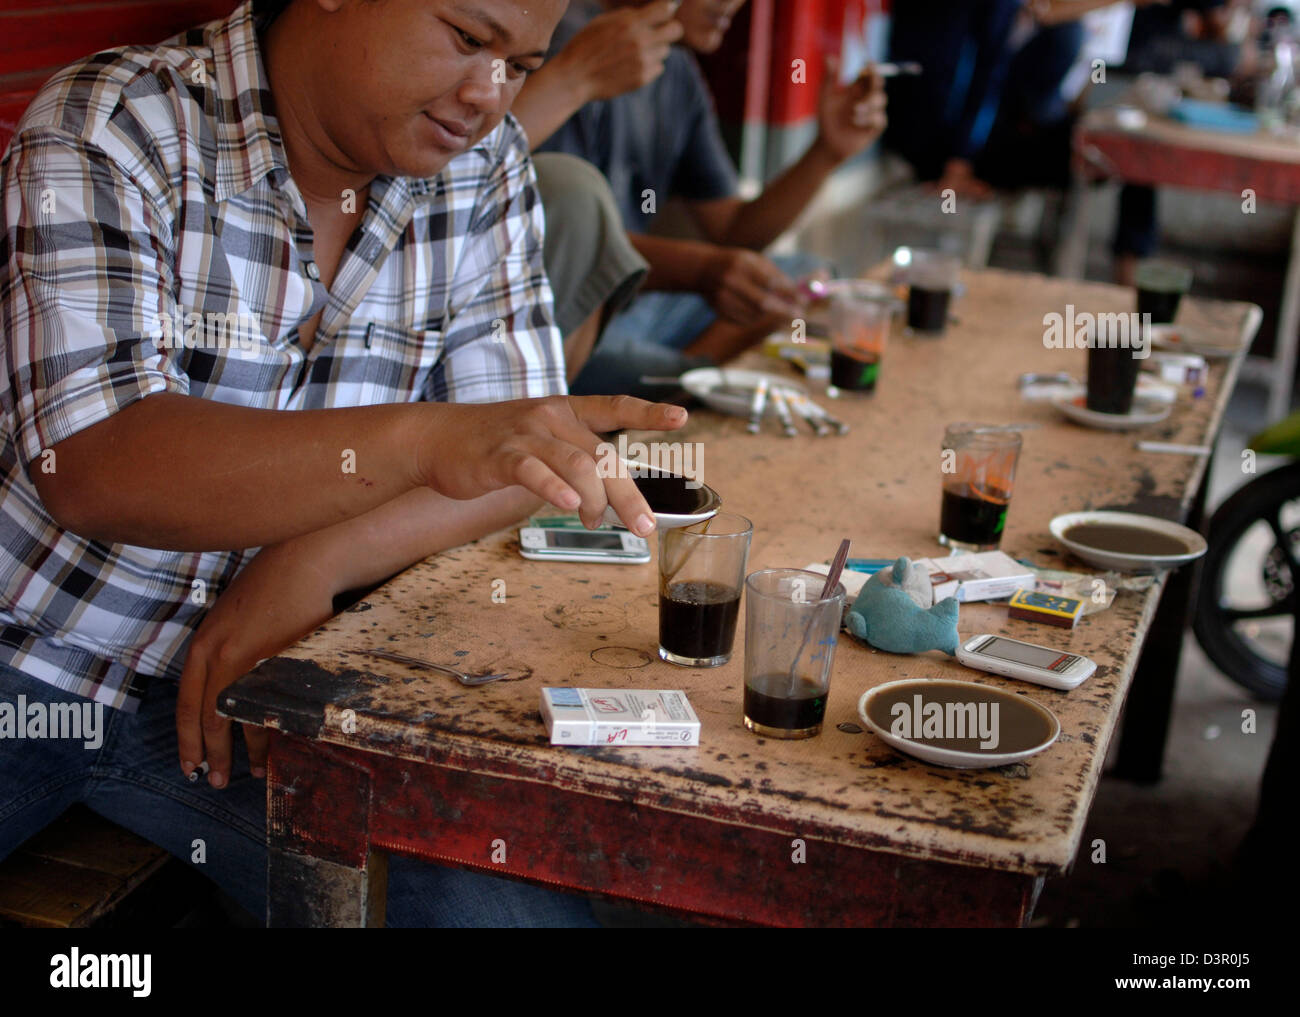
[1053,173,1094,280]
[1268,205,1300,421]
[267,845,387,928]
[1112,455,1213,783]
[265,734,387,927]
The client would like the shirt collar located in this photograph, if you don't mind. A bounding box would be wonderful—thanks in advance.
[209,0,289,203]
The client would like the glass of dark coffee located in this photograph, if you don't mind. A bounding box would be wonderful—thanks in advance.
[939,424,1023,552]
[829,294,890,392]
[743,569,846,739]
[905,250,961,335]
[1135,261,1192,324]
[1086,343,1142,415]
[658,512,752,667]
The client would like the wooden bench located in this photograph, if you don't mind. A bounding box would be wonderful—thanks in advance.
[0,805,214,927]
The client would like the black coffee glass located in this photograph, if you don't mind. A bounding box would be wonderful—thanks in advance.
[905,251,960,335]
[658,513,752,667]
[1136,262,1192,325]
[1086,344,1142,415]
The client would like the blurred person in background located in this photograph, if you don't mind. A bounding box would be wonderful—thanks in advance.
[515,1,888,397]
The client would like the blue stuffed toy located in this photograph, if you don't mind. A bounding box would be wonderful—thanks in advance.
[846,557,960,655]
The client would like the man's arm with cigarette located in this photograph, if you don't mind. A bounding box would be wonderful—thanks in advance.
[513,0,684,149]
[688,59,888,250]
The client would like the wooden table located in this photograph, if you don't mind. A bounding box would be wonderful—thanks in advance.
[1059,104,1300,420]
[223,269,1255,927]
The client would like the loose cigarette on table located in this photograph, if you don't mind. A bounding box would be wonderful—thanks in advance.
[1136,442,1211,455]
[771,388,798,436]
[747,377,769,434]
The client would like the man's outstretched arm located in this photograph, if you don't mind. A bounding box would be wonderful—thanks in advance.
[34,392,684,550]
[689,62,888,250]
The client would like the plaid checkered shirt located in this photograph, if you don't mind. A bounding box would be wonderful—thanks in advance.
[0,1,566,710]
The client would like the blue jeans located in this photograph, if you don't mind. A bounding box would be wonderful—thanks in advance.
[0,663,598,927]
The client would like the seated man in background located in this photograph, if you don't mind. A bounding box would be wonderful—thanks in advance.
[512,0,888,397]
[0,0,686,926]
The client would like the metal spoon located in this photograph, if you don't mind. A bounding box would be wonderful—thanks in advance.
[347,649,509,686]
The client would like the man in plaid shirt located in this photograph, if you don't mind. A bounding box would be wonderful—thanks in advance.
[0,0,684,926]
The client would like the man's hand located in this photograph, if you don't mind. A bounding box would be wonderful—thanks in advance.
[416,395,688,533]
[175,541,339,789]
[702,247,803,326]
[815,58,888,164]
[555,0,684,104]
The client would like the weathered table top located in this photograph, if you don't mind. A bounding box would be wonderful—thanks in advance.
[225,269,1254,879]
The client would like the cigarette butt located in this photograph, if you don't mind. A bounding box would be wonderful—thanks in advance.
[187,760,210,783]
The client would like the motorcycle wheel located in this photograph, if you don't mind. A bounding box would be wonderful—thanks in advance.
[1193,461,1300,702]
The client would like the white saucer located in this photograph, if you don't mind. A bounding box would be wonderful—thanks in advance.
[1049,510,1207,573]
[1051,394,1172,430]
[856,679,1061,770]
[679,368,805,418]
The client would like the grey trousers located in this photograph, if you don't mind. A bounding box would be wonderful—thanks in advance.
[533,153,648,337]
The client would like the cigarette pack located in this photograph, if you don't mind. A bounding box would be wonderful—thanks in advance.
[1008,588,1085,628]
[540,687,701,747]
[915,551,1036,603]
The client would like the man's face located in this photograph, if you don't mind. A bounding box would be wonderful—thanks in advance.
[675,0,747,54]
[308,0,566,178]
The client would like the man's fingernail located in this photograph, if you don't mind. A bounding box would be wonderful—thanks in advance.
[636,514,655,536]
[209,771,227,789]
[182,760,195,776]
[252,766,266,779]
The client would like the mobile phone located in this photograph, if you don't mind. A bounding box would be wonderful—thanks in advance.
[956,633,1096,690]
[519,526,651,564]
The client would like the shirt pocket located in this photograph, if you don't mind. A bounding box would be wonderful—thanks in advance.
[355,321,445,405]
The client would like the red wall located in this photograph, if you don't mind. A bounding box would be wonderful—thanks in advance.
[0,0,238,147]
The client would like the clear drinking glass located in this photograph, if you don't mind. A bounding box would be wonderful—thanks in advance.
[905,250,961,334]
[743,569,846,739]
[657,512,753,667]
[829,296,890,393]
[938,424,1023,552]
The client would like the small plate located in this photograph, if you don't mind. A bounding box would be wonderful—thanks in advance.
[679,368,806,418]
[1148,323,1243,359]
[1049,510,1207,573]
[856,679,1061,769]
[1051,394,1172,430]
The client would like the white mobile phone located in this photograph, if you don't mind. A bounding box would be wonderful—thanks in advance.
[956,633,1096,690]
[519,526,651,564]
